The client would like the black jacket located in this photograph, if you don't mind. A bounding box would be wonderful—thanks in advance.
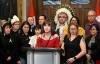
[0,32,20,63]
[85,35,100,60]
[19,33,30,58]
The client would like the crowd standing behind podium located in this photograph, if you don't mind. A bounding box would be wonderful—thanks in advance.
[0,10,100,64]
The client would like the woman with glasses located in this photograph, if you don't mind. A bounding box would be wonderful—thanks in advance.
[63,23,86,64]
[85,24,100,64]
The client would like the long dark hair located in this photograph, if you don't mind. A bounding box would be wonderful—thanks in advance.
[20,21,31,35]
[2,23,11,34]
[43,21,55,35]
[35,24,42,34]
[89,24,99,37]
[70,16,80,25]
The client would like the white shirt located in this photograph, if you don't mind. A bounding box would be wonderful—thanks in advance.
[29,35,37,47]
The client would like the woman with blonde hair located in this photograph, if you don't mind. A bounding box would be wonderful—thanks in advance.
[63,23,86,64]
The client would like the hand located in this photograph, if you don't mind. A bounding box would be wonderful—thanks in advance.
[17,60,21,64]
[7,56,11,61]
[86,54,91,63]
[86,54,91,60]
[67,57,75,64]
[31,45,34,48]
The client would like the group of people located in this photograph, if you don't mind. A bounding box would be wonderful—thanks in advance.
[0,9,100,64]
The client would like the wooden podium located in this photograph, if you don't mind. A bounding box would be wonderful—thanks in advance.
[24,47,61,64]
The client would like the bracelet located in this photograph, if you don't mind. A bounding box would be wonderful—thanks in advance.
[73,56,77,60]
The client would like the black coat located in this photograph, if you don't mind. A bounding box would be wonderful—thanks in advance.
[19,33,30,58]
[0,32,20,64]
[85,35,100,60]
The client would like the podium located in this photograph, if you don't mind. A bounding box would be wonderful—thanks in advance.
[24,47,61,64]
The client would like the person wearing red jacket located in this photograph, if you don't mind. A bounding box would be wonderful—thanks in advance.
[36,21,60,48]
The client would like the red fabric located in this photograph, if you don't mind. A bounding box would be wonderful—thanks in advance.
[36,36,60,48]
[28,0,35,16]
[96,60,100,64]
[96,0,100,16]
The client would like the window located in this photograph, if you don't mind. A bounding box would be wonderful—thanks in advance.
[71,0,90,4]
[43,0,61,5]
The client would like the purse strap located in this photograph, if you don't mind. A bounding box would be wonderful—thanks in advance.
[45,35,52,47]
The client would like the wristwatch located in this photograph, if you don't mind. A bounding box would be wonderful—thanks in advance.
[74,56,77,60]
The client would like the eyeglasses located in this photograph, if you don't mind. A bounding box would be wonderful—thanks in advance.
[14,24,20,25]
[91,28,96,30]
[70,28,77,30]
[58,16,67,18]
[71,20,77,21]
[88,15,95,17]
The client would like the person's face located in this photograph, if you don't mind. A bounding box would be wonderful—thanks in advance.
[90,26,97,36]
[28,17,34,25]
[58,13,68,24]
[13,22,20,30]
[71,18,77,25]
[44,24,51,33]
[69,25,78,35]
[35,29,41,35]
[39,16,45,25]
[4,26,11,34]
[22,24,29,33]
[88,11,96,23]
